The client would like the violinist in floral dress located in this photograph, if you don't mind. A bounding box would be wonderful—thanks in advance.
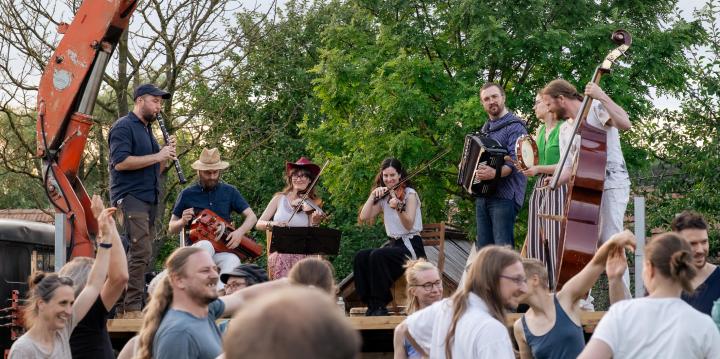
[354,158,426,316]
[255,157,325,279]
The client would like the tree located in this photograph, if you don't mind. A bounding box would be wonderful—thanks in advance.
[633,0,720,252]
[305,0,704,247]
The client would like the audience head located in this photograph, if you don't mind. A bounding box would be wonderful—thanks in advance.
[644,232,697,294]
[136,247,209,359]
[520,258,549,300]
[220,263,269,295]
[404,258,442,314]
[672,211,710,270]
[58,257,94,297]
[224,286,360,359]
[23,272,75,330]
[445,245,525,359]
[288,257,336,295]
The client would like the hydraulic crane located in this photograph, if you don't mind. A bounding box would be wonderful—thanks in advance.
[36,0,138,257]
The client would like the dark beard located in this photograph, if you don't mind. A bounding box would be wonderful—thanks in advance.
[143,113,157,122]
[553,106,568,120]
[201,179,218,190]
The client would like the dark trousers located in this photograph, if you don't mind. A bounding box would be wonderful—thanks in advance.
[116,195,156,312]
[353,236,426,309]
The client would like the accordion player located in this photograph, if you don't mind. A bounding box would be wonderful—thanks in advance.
[457,133,509,195]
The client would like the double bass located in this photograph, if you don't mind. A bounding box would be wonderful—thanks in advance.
[550,30,632,290]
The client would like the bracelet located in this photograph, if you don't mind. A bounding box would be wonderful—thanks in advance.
[98,242,112,249]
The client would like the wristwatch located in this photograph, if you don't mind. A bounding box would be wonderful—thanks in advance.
[98,242,113,249]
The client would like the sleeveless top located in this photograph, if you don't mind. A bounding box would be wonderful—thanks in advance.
[380,187,423,258]
[537,123,562,165]
[272,194,312,227]
[521,295,585,359]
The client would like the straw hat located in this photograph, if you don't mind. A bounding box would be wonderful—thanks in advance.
[191,148,229,171]
[285,157,320,178]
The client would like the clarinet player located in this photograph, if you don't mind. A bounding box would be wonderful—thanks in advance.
[108,83,175,319]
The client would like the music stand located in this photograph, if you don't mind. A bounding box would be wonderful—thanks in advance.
[269,227,341,255]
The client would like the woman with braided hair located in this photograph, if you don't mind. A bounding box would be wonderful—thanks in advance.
[579,232,720,359]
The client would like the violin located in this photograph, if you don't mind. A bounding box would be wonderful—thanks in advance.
[373,182,407,212]
[288,160,329,223]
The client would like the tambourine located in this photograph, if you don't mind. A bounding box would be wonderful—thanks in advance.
[515,135,539,171]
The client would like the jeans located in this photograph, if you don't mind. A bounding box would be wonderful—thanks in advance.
[475,197,519,249]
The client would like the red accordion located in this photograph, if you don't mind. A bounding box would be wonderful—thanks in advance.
[188,209,263,260]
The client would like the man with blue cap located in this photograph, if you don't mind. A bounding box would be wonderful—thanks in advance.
[109,83,175,319]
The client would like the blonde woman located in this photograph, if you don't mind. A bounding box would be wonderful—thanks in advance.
[394,259,443,359]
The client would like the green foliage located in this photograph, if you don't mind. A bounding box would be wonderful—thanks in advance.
[629,1,720,254]
[304,0,704,252]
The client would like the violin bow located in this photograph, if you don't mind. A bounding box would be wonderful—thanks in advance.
[373,147,451,204]
[288,160,330,224]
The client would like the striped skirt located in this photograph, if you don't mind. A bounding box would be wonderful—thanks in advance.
[525,174,567,290]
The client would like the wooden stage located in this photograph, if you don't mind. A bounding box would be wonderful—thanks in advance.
[107,311,606,355]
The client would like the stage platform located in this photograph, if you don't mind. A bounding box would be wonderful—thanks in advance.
[107,311,606,354]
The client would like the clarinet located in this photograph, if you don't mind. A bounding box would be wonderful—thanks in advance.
[156,113,187,184]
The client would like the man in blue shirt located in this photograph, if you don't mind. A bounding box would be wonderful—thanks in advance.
[473,82,528,249]
[673,211,720,316]
[109,83,175,319]
[168,148,257,289]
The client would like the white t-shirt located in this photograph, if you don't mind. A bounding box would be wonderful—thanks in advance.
[593,297,720,358]
[558,100,629,189]
[405,293,514,359]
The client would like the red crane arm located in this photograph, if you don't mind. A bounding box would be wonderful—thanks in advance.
[36,0,138,257]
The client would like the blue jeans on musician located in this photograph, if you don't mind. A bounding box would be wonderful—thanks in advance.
[475,197,518,249]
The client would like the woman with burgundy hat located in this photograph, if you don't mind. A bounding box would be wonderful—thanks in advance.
[256,157,326,279]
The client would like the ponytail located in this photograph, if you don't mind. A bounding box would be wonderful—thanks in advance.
[134,246,203,359]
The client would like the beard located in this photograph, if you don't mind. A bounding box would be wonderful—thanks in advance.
[487,104,504,118]
[188,281,219,305]
[201,178,219,190]
[143,112,157,122]
[552,106,569,120]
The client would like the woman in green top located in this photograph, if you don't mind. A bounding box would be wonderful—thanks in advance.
[521,93,566,290]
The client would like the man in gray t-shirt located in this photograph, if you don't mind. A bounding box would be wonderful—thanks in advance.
[153,300,225,358]
[148,247,287,359]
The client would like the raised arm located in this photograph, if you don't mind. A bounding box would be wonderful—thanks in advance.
[393,192,418,231]
[558,230,636,305]
[73,205,115,321]
[219,278,290,316]
[606,246,632,304]
[585,83,631,131]
[358,188,384,224]
[90,194,128,310]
